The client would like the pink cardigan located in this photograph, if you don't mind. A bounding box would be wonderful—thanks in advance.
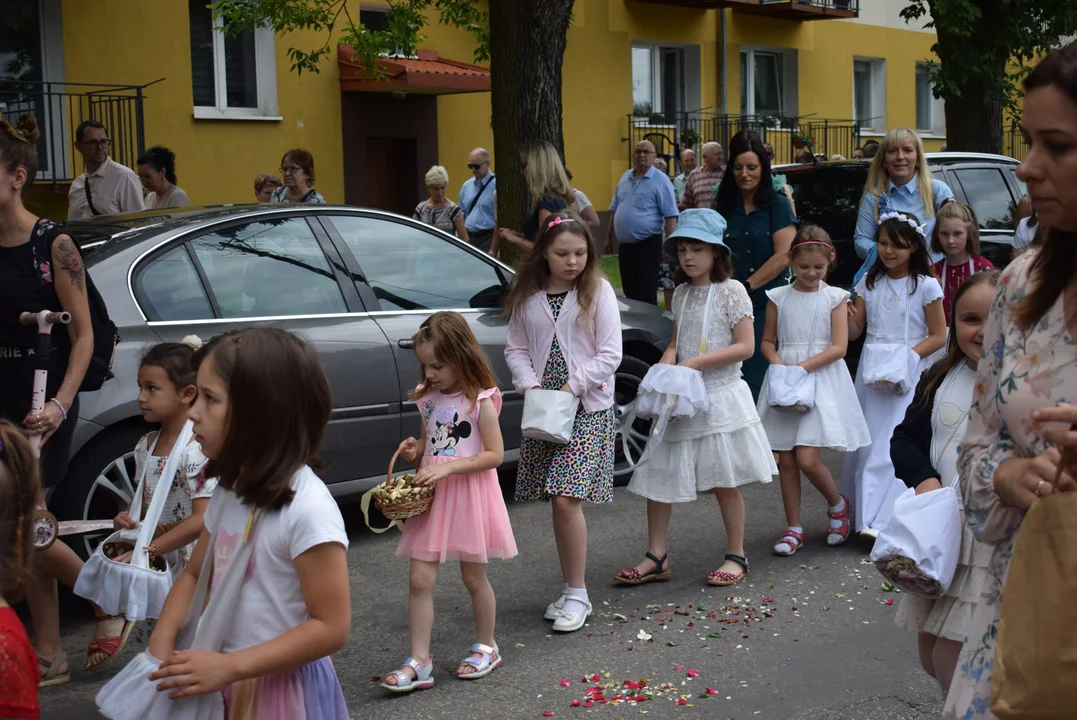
[505,279,623,413]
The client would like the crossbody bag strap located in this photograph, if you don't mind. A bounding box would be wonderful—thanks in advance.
[128,432,161,525]
[466,175,492,216]
[84,176,100,216]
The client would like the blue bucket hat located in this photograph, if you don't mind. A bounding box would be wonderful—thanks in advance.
[663,208,729,258]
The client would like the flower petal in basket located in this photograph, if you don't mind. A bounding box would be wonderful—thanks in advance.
[74,529,174,621]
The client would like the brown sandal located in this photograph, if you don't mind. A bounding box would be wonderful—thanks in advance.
[615,552,671,585]
[706,554,750,587]
[38,651,70,687]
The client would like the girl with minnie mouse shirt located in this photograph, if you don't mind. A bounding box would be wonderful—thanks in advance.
[383,311,517,694]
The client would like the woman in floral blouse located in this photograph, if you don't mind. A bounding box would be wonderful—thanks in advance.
[944,43,1077,719]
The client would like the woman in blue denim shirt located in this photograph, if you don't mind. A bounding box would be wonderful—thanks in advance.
[712,131,798,401]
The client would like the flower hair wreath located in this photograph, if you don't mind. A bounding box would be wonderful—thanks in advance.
[878,211,927,240]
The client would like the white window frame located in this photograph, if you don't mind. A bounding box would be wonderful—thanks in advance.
[915,62,946,137]
[631,41,700,126]
[739,46,798,118]
[852,57,886,132]
[192,13,280,121]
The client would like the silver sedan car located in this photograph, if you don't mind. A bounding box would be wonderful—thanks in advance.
[55,205,671,556]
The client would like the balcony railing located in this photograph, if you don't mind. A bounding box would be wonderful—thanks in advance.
[634,0,858,19]
[0,80,149,184]
[626,111,862,172]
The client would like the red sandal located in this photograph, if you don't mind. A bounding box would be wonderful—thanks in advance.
[615,552,671,585]
[827,494,852,546]
[706,554,750,586]
[772,529,805,557]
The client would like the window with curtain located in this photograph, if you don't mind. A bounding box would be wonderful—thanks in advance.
[853,60,873,129]
[188,0,277,117]
[741,49,787,116]
[915,64,934,131]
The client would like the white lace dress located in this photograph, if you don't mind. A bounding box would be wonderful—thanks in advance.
[628,281,777,503]
[840,273,944,533]
[756,284,870,452]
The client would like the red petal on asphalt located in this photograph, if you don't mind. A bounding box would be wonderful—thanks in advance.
[583,702,594,708]
[676,699,688,705]
[674,665,684,670]
[571,700,581,707]
[632,695,648,702]
[560,679,571,687]
[544,713,554,717]
[706,688,719,695]
[885,598,894,605]
[624,680,640,689]
[591,674,601,682]
[687,669,700,677]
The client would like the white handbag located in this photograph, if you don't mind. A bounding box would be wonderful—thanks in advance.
[96,490,263,720]
[74,421,195,621]
[861,280,921,395]
[767,286,822,412]
[521,300,580,445]
[871,370,971,598]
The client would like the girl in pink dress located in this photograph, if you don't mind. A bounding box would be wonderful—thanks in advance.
[383,311,517,694]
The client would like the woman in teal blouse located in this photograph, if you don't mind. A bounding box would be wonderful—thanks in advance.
[712,131,798,400]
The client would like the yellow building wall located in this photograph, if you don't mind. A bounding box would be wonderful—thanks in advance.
[58,0,359,209]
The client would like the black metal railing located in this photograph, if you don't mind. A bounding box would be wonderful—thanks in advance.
[0,80,148,184]
[625,111,861,174]
[1004,121,1029,161]
[760,0,859,11]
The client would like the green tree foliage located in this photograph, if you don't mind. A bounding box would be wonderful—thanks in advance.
[902,0,1077,152]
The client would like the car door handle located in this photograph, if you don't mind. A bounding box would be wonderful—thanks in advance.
[397,339,415,349]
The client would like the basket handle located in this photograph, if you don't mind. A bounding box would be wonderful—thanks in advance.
[386,446,417,484]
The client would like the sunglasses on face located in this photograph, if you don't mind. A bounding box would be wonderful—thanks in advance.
[467,161,488,170]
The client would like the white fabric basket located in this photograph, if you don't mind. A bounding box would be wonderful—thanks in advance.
[521,389,579,445]
[97,491,262,720]
[75,421,195,621]
[861,344,920,396]
[633,363,708,421]
[870,480,962,598]
[767,365,816,412]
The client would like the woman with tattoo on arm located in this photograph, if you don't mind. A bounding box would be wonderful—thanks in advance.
[0,114,108,686]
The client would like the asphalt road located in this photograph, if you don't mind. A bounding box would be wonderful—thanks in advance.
[39,451,944,720]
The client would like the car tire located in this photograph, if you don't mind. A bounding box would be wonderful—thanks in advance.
[53,422,151,560]
[612,354,654,487]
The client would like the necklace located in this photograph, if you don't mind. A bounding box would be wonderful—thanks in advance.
[882,276,907,312]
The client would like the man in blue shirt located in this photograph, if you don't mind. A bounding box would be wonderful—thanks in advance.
[458,147,497,252]
[605,141,680,305]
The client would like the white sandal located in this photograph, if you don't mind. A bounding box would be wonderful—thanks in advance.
[381,656,435,693]
[457,643,501,680]
[552,596,591,633]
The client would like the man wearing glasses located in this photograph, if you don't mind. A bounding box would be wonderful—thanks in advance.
[67,120,145,220]
[458,147,496,252]
[605,140,679,305]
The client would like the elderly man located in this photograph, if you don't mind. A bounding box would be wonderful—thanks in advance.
[458,147,497,251]
[605,140,679,305]
[682,141,725,210]
[68,120,144,219]
[673,148,696,209]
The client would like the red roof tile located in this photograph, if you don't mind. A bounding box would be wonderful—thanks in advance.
[338,45,490,94]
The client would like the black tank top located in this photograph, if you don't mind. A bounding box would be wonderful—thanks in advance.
[0,218,72,421]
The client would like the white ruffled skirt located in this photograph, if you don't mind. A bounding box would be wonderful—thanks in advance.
[628,377,777,503]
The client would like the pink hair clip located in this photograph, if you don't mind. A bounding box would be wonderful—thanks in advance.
[547,216,577,229]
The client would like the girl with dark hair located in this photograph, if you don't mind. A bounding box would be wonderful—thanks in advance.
[137,145,190,210]
[841,211,946,538]
[711,130,798,401]
[74,336,213,667]
[505,212,621,633]
[943,42,1077,719]
[890,270,999,696]
[0,113,102,683]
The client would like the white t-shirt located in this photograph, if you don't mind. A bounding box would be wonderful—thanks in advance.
[203,466,348,653]
[1014,216,1038,250]
[573,188,593,213]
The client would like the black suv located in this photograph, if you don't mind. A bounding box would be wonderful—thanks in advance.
[780,153,1025,288]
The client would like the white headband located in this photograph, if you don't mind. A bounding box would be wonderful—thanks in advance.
[878,211,927,240]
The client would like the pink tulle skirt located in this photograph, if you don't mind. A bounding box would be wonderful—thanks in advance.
[395,456,518,564]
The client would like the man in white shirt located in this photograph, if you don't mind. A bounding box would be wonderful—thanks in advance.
[67,120,145,220]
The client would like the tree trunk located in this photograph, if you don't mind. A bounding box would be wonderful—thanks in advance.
[488,0,573,264]
[943,91,1003,154]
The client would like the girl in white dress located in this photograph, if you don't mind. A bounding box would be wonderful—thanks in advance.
[841,211,947,537]
[890,270,999,694]
[618,209,777,588]
[757,225,870,556]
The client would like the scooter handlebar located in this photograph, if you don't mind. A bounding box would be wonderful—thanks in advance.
[20,311,71,326]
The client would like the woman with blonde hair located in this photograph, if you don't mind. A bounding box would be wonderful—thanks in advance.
[414,165,469,242]
[851,128,954,289]
[494,141,575,253]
